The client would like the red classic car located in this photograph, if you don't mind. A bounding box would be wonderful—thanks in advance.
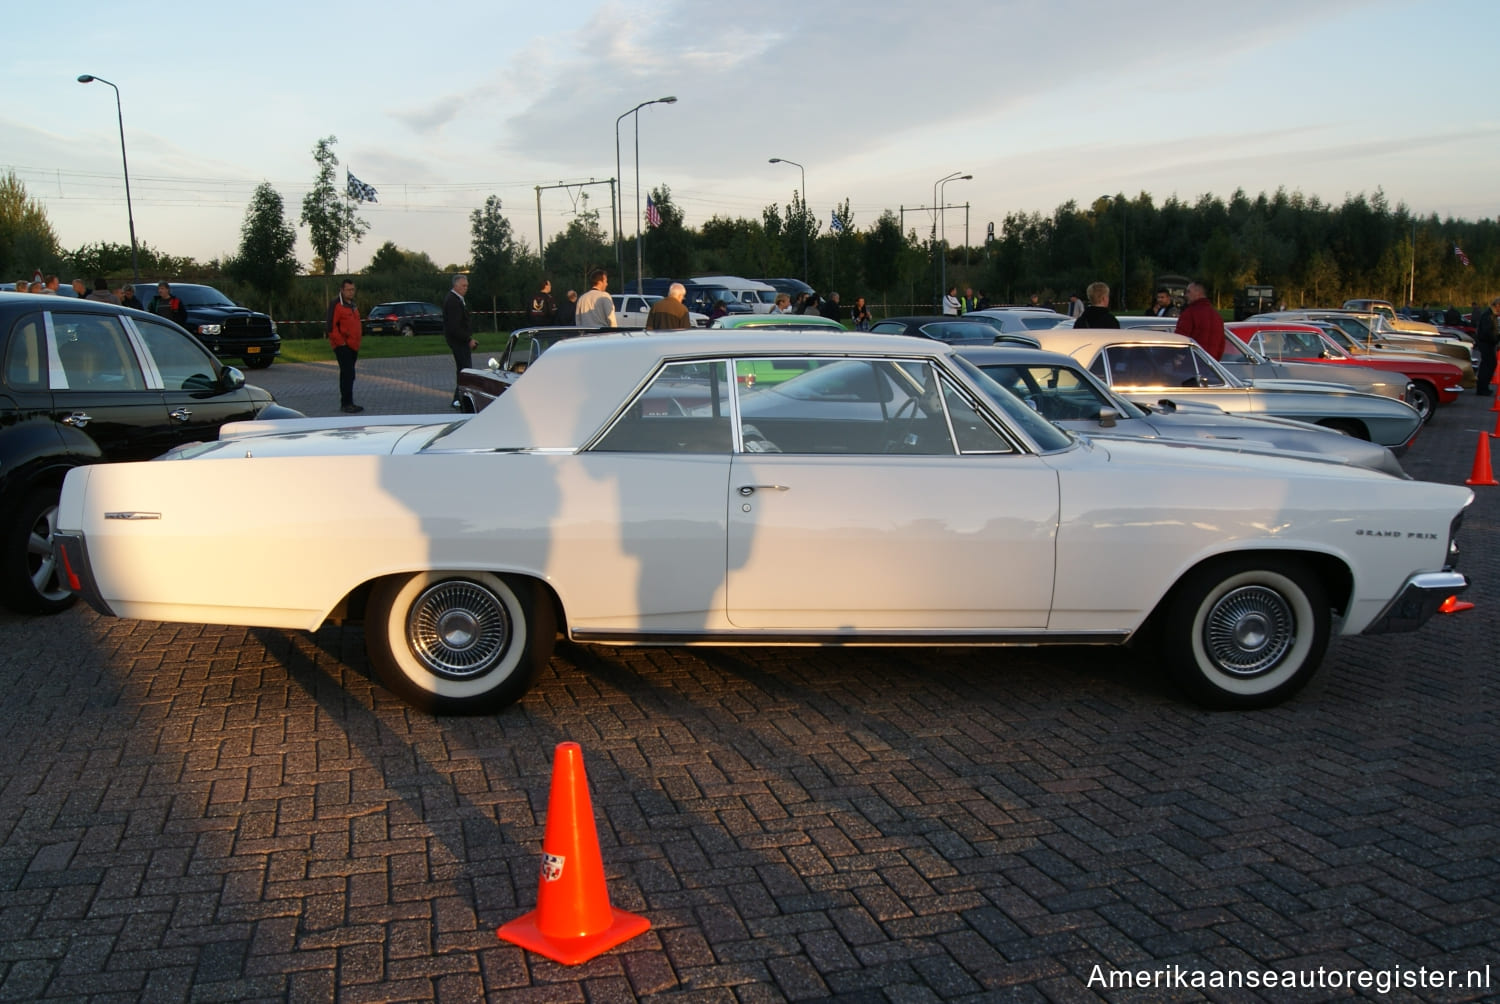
[1226,321,1464,423]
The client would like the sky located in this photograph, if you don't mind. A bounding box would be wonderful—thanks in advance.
[3,0,1496,275]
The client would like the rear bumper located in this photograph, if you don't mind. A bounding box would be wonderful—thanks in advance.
[1361,571,1469,634]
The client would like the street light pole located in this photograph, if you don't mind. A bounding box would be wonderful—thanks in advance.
[610,96,675,294]
[939,174,972,306]
[77,74,139,283]
[932,171,963,307]
[768,158,807,282]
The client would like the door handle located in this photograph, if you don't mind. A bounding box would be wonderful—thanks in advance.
[62,412,92,428]
[738,484,789,496]
[170,408,192,422]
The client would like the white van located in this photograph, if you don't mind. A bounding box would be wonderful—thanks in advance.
[692,275,778,314]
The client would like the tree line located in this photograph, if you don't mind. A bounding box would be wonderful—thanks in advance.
[5,145,1499,325]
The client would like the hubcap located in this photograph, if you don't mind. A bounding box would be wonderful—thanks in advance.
[27,504,69,602]
[1204,585,1294,676]
[407,580,511,680]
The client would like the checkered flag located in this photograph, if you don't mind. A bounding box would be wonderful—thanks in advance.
[346,170,378,204]
[830,211,844,234]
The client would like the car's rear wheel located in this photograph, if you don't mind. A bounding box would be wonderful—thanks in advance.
[2,488,78,615]
[1162,556,1329,709]
[243,355,274,370]
[364,571,553,714]
[1407,380,1437,423]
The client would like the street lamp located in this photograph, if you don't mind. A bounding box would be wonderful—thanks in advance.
[77,74,139,283]
[939,173,972,305]
[768,158,807,282]
[931,171,966,307]
[614,96,676,293]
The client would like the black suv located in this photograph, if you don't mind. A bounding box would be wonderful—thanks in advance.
[0,294,301,614]
[132,282,281,369]
[363,301,444,338]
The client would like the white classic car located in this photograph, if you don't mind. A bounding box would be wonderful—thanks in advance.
[54,332,1471,715]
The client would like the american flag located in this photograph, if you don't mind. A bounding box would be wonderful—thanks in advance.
[1455,244,1472,267]
[645,194,661,228]
[346,170,378,203]
[830,211,844,234]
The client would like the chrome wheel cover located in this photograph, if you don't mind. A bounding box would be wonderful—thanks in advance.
[1203,585,1294,676]
[406,579,512,680]
[27,504,69,603]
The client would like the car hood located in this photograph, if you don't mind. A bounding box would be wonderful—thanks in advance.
[185,304,270,320]
[1139,411,1406,477]
[1080,434,1399,482]
[166,415,465,459]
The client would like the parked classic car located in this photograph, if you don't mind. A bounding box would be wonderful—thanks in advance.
[1228,320,1464,421]
[129,282,280,369]
[362,301,444,338]
[455,326,610,411]
[0,294,302,614]
[1254,311,1478,371]
[1031,330,1424,449]
[869,316,1041,347]
[961,307,1073,334]
[955,346,1407,477]
[1308,320,1478,389]
[57,331,1469,716]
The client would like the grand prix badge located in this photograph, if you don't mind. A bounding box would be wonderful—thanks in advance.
[540,852,566,882]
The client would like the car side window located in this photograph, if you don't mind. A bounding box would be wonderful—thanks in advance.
[3,314,47,390]
[592,360,732,454]
[50,314,145,392]
[734,358,955,455]
[134,317,221,391]
[939,375,1012,453]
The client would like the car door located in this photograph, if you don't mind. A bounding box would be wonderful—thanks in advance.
[45,310,175,460]
[130,315,261,445]
[726,357,1058,630]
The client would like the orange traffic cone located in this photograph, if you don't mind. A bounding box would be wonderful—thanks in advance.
[497,742,650,964]
[1465,431,1499,486]
[1439,595,1475,614]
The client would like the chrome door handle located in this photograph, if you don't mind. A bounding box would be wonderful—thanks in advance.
[170,408,192,422]
[738,484,789,496]
[62,412,92,428]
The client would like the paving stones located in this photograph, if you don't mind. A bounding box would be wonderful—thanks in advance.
[0,370,1494,1000]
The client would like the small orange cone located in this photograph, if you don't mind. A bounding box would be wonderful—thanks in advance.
[1439,595,1475,614]
[497,742,650,964]
[1465,431,1499,486]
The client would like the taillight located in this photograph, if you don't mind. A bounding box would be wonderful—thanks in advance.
[384,314,399,321]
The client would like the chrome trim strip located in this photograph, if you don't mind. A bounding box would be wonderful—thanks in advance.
[104,512,161,520]
[569,629,1130,646]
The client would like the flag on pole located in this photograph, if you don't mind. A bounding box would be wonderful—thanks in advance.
[1455,244,1472,267]
[346,170,378,203]
[830,211,844,234]
[645,194,662,228]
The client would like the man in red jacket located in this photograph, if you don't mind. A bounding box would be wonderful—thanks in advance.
[326,279,363,413]
[1175,280,1225,359]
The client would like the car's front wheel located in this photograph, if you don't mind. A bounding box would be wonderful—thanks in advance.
[364,571,554,714]
[1,488,78,615]
[1407,380,1437,423]
[1162,556,1329,709]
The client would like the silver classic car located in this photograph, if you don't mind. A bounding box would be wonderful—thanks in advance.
[1031,330,1424,449]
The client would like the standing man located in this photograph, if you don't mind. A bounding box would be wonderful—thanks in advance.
[574,269,616,328]
[557,289,578,326]
[961,287,978,314]
[645,282,692,330]
[150,282,187,325]
[528,279,557,325]
[1067,293,1085,319]
[1175,280,1226,359]
[326,278,363,414]
[443,274,477,409]
[1473,296,1498,396]
[117,283,142,310]
[1147,287,1179,317]
[942,286,960,315]
[821,291,842,322]
[1073,281,1120,329]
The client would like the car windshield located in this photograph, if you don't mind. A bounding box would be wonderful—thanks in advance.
[1101,344,1237,389]
[949,356,1074,451]
[173,287,237,308]
[975,361,1147,422]
[1021,315,1069,330]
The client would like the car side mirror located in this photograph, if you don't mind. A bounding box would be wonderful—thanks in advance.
[221,366,245,390]
[1097,407,1119,428]
[486,357,500,371]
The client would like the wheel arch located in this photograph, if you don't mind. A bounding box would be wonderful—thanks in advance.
[1144,547,1353,633]
[326,568,567,640]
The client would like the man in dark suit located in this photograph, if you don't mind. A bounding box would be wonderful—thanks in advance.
[443,274,477,409]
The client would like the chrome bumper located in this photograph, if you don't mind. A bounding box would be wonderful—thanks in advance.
[1362,571,1470,635]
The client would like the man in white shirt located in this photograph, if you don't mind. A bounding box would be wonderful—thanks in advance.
[574,269,616,328]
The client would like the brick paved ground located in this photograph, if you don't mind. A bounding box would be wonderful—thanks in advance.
[0,365,1495,1002]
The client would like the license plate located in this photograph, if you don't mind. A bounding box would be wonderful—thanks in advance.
[246,346,260,353]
